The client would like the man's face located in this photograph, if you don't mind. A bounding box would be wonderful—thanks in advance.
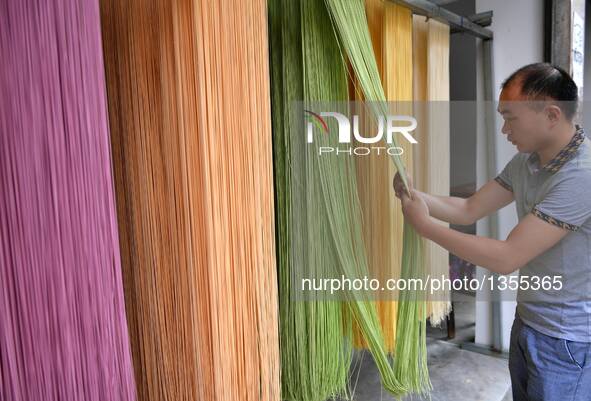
[497,83,553,153]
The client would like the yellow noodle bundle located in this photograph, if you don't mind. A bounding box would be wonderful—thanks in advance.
[352,0,415,352]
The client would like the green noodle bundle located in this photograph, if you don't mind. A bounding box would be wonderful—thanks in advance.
[269,0,351,400]
[300,0,407,396]
[269,0,437,398]
[324,0,431,394]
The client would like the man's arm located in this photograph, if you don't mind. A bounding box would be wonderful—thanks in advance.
[394,173,514,225]
[421,180,514,225]
[401,191,569,275]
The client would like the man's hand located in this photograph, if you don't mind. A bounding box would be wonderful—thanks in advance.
[393,171,412,199]
[400,189,432,234]
[393,172,431,232]
[395,173,514,226]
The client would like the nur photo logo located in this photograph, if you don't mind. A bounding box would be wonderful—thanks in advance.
[304,109,418,156]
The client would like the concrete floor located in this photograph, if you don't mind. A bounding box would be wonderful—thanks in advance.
[346,339,511,401]
[343,293,512,401]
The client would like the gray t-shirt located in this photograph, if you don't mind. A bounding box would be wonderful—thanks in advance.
[495,126,591,342]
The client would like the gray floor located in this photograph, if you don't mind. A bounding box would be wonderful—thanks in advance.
[344,293,512,401]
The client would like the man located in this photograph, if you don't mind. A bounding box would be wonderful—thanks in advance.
[393,63,591,401]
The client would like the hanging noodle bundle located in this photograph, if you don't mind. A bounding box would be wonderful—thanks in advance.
[270,0,422,398]
[352,0,415,353]
[0,1,136,400]
[269,0,352,400]
[301,0,406,396]
[100,1,280,400]
[412,15,452,325]
[324,0,431,394]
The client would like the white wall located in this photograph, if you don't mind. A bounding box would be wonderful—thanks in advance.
[474,0,545,351]
[585,0,591,127]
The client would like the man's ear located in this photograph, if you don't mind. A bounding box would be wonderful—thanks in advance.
[544,104,562,124]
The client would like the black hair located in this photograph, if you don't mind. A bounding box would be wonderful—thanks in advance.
[501,62,579,120]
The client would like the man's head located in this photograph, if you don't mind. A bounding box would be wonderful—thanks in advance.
[497,62,578,152]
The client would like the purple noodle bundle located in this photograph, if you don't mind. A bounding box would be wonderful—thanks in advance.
[0,1,136,400]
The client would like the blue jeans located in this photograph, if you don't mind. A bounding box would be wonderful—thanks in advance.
[509,314,591,400]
